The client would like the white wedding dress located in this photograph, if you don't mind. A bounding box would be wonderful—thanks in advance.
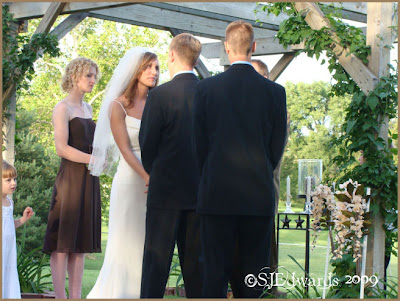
[87,108,147,299]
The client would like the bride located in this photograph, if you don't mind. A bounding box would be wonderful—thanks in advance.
[87,47,159,298]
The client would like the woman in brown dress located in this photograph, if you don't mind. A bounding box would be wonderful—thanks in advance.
[42,57,101,299]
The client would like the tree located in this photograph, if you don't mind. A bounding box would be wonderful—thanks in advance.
[279,81,351,204]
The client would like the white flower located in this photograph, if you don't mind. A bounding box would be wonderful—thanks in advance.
[336,202,347,211]
[353,202,363,212]
[353,195,362,204]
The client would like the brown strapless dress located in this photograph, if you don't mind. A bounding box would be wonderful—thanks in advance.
[42,117,101,254]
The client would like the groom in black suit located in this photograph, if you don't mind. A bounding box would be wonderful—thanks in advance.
[193,20,287,298]
[139,33,203,298]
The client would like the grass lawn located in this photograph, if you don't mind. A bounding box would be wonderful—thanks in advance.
[78,202,398,298]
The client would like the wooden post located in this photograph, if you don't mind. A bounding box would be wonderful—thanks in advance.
[2,92,17,165]
[365,2,394,284]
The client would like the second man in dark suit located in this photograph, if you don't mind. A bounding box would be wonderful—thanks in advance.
[139,33,203,298]
[193,20,287,298]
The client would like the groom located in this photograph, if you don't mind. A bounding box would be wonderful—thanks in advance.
[139,33,203,298]
[193,20,287,298]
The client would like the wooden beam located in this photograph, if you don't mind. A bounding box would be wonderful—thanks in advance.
[202,38,304,59]
[146,2,281,31]
[195,59,212,80]
[37,12,89,57]
[169,28,211,79]
[322,2,368,23]
[294,2,378,95]
[34,2,66,34]
[269,53,296,82]
[89,4,276,40]
[6,2,131,20]
[50,13,89,41]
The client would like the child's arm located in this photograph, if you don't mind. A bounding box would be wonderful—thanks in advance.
[14,207,34,229]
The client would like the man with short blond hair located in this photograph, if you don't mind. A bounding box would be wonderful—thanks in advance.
[225,20,255,55]
[193,20,287,298]
[139,33,203,298]
[169,33,202,67]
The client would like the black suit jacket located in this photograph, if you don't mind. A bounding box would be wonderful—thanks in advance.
[193,64,287,216]
[139,73,200,210]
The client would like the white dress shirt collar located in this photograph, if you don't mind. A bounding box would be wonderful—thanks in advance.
[173,70,196,79]
[231,61,253,66]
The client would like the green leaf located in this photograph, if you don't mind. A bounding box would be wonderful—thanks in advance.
[342,211,355,218]
[346,120,357,132]
[367,95,379,110]
[335,193,351,203]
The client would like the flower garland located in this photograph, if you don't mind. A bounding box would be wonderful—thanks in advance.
[310,185,335,250]
[310,179,370,262]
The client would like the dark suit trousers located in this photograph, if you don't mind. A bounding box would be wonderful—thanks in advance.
[140,208,202,298]
[201,215,273,298]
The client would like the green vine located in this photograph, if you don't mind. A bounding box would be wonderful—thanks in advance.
[260,3,398,259]
[2,5,61,112]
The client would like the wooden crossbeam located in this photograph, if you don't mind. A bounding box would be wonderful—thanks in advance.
[294,2,378,95]
[146,2,281,31]
[202,38,304,60]
[7,2,130,20]
[34,2,66,34]
[269,53,296,82]
[50,13,89,41]
[7,2,371,25]
[169,28,211,79]
[89,5,276,40]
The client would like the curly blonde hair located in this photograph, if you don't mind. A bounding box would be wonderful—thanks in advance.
[60,57,100,93]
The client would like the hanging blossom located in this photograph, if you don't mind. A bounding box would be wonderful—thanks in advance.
[332,179,367,262]
[310,180,368,262]
[310,185,335,250]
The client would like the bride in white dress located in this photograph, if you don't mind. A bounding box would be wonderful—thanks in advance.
[87,48,159,298]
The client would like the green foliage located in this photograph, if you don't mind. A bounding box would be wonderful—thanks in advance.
[280,82,350,204]
[262,0,398,268]
[370,277,398,298]
[2,4,60,110]
[13,109,60,253]
[17,226,53,293]
[169,250,184,296]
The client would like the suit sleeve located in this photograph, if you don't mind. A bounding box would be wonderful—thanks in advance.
[270,87,288,170]
[192,83,208,174]
[139,92,163,174]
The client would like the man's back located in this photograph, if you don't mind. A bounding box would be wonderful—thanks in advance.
[193,63,287,216]
[140,73,200,210]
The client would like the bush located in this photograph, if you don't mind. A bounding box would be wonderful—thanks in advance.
[13,109,59,253]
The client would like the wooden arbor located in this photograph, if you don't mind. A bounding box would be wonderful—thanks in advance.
[3,1,397,283]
